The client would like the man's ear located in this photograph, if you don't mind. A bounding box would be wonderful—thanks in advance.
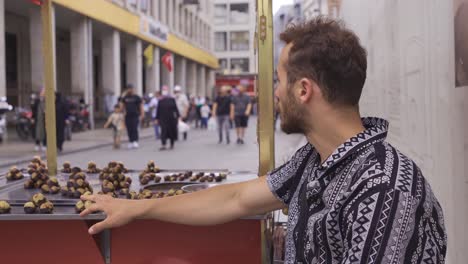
[297,78,315,103]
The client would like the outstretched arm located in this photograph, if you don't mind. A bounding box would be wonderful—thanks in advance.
[81,176,283,235]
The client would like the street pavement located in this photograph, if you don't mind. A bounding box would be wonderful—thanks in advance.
[0,117,306,174]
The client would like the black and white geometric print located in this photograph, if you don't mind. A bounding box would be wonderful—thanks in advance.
[267,117,447,264]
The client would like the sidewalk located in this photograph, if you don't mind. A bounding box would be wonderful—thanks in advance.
[0,127,154,169]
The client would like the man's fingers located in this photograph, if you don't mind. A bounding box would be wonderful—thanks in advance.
[79,203,102,217]
[81,194,97,202]
[88,219,112,235]
[79,208,93,217]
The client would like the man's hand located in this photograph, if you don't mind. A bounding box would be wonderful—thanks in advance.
[80,194,144,235]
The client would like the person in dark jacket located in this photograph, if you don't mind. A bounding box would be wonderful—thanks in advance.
[55,92,68,152]
[156,88,179,150]
[120,84,144,149]
[31,89,46,151]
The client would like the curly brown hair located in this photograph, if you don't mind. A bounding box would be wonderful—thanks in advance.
[280,17,367,106]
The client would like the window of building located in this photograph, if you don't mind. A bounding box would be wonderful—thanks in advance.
[215,32,227,51]
[140,0,148,12]
[214,4,228,24]
[230,3,249,24]
[128,0,137,7]
[185,9,189,36]
[179,6,184,33]
[219,59,229,72]
[230,31,249,51]
[231,58,249,73]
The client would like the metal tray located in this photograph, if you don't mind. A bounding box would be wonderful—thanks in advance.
[0,170,230,205]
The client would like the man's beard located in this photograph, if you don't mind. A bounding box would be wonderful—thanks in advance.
[278,93,305,134]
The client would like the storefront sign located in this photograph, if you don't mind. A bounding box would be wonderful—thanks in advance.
[140,16,168,44]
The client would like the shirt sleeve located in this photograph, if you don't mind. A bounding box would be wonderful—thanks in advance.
[266,143,313,205]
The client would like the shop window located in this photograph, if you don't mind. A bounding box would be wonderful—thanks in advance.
[230,31,249,51]
[230,3,249,24]
[231,58,249,73]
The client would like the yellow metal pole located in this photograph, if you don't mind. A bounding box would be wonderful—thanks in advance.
[256,0,275,176]
[41,0,58,176]
[256,1,274,263]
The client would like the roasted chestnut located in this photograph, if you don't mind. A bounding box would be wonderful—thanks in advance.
[127,191,139,200]
[40,184,50,194]
[39,201,54,214]
[24,201,36,214]
[24,179,35,189]
[75,200,85,213]
[0,201,11,214]
[50,186,60,194]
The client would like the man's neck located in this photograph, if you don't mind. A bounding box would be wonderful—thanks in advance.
[305,111,365,164]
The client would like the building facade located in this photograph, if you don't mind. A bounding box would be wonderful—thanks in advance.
[212,0,257,80]
[273,2,302,76]
[301,0,343,19]
[0,0,218,124]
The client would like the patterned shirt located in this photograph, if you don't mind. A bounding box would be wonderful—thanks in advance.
[267,117,447,264]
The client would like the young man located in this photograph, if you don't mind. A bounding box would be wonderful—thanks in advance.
[81,18,446,263]
[212,85,232,144]
[230,85,252,144]
[120,84,144,149]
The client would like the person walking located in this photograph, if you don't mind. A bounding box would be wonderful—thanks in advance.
[55,92,69,152]
[104,104,125,149]
[31,88,46,151]
[230,85,252,144]
[120,84,144,149]
[212,85,232,144]
[200,102,210,129]
[194,96,205,128]
[156,88,180,150]
[174,85,190,140]
[149,91,161,140]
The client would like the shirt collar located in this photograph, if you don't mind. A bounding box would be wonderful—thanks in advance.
[318,117,389,170]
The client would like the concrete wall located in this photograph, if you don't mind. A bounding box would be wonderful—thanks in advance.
[55,29,71,95]
[340,1,467,263]
[5,11,31,107]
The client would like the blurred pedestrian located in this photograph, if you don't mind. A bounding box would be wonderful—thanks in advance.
[195,96,205,128]
[32,88,46,151]
[149,91,161,140]
[187,97,198,126]
[174,85,190,140]
[156,87,180,150]
[104,104,125,149]
[212,85,232,144]
[120,84,144,149]
[55,92,69,152]
[200,102,210,129]
[230,85,252,144]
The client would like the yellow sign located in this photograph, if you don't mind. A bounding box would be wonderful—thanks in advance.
[52,0,218,69]
[144,44,154,67]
